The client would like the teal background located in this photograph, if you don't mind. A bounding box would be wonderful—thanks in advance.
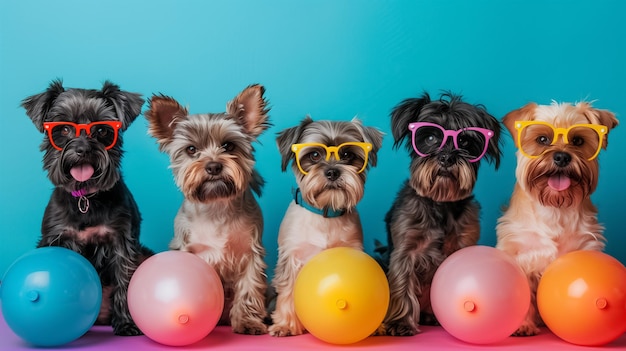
[1,0,625,277]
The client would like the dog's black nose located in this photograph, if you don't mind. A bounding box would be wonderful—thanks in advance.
[325,168,341,181]
[205,162,223,175]
[74,139,90,156]
[75,145,86,156]
[437,153,455,168]
[553,152,571,168]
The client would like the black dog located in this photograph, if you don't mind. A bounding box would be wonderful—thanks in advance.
[21,80,153,336]
[377,91,501,336]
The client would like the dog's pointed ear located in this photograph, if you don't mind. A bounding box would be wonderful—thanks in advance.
[502,103,537,147]
[145,94,188,150]
[99,81,144,130]
[21,79,65,132]
[351,117,384,168]
[276,116,314,172]
[390,91,431,150]
[577,102,619,149]
[226,84,271,138]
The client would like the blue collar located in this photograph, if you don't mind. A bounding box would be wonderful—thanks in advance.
[294,188,346,218]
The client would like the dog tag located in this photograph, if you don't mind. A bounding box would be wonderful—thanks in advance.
[77,196,89,214]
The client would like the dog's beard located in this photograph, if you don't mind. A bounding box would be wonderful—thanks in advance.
[296,164,365,210]
[408,157,476,202]
[175,156,252,203]
[518,152,598,208]
[43,139,121,192]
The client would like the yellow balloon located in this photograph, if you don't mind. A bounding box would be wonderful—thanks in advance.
[294,247,390,344]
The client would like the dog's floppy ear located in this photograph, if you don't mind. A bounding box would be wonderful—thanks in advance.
[502,103,537,147]
[351,117,384,167]
[594,108,618,150]
[145,94,188,150]
[249,169,265,197]
[227,84,271,138]
[276,116,314,172]
[390,91,431,150]
[475,107,502,169]
[99,81,144,131]
[21,79,65,132]
[577,102,619,149]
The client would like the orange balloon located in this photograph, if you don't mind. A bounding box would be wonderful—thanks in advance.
[537,250,626,346]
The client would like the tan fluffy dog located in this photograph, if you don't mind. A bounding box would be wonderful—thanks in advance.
[496,101,618,336]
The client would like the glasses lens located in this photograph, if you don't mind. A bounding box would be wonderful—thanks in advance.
[337,143,367,171]
[412,125,444,156]
[90,123,117,148]
[457,129,488,159]
[296,145,327,173]
[519,123,555,157]
[566,126,601,159]
[50,124,76,149]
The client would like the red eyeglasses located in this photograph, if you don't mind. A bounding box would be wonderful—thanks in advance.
[43,121,122,151]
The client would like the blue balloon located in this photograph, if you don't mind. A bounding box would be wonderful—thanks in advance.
[1,247,102,346]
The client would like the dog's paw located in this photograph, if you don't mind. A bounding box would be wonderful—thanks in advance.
[233,320,268,335]
[268,324,303,337]
[512,323,540,337]
[113,322,143,336]
[385,320,418,336]
[371,324,388,336]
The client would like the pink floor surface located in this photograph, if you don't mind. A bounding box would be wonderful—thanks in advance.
[1,310,625,351]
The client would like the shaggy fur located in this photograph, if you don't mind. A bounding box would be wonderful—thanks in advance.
[378,91,501,336]
[145,84,270,335]
[22,80,152,336]
[496,101,618,336]
[269,116,383,337]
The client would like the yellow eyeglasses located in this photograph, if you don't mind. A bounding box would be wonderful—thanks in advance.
[514,120,608,161]
[291,142,373,175]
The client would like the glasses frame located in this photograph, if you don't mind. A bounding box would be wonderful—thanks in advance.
[408,122,495,163]
[291,142,373,175]
[43,121,122,151]
[514,120,608,161]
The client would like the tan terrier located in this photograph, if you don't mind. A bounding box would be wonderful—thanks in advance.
[496,101,618,336]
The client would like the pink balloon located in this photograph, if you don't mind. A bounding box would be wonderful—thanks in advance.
[431,245,530,344]
[128,251,224,346]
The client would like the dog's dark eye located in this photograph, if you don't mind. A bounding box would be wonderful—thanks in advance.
[571,136,584,146]
[222,142,235,152]
[61,126,72,137]
[536,135,551,145]
[457,135,470,148]
[425,134,440,146]
[340,151,355,162]
[95,126,108,137]
[308,151,322,162]
[186,145,197,155]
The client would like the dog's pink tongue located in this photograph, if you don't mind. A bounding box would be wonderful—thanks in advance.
[70,164,94,182]
[548,174,571,191]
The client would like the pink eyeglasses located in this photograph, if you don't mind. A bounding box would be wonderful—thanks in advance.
[408,122,494,163]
